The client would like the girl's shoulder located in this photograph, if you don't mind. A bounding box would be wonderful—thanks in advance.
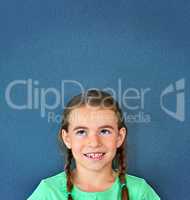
[43,171,67,184]
[126,173,147,186]
[114,169,151,189]
[125,174,160,200]
[27,171,68,200]
[41,171,68,191]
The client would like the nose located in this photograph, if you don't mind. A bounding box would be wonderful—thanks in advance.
[87,133,101,147]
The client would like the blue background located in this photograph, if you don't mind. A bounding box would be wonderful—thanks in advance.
[0,0,190,199]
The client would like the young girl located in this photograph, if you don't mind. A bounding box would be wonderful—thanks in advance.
[27,89,160,200]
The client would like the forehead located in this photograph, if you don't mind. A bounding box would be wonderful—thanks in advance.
[68,106,118,128]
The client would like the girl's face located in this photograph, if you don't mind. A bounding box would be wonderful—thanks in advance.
[62,106,126,172]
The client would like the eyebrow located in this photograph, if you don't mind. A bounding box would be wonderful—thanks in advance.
[72,125,115,131]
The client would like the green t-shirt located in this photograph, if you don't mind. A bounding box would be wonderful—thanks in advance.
[27,171,160,200]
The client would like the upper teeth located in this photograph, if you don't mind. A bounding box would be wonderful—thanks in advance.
[85,153,104,158]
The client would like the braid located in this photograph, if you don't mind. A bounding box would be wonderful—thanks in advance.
[64,149,74,200]
[118,142,129,200]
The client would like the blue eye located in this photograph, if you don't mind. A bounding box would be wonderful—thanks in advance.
[100,129,111,135]
[76,130,87,136]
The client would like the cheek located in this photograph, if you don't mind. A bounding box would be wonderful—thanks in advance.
[70,144,82,160]
[103,137,117,150]
[104,140,117,160]
[71,139,84,153]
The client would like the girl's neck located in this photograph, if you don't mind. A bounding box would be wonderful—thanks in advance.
[71,168,119,192]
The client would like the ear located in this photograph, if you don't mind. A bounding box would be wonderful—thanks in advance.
[61,129,72,149]
[116,127,126,148]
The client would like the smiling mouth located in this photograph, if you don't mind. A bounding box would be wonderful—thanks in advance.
[83,152,106,160]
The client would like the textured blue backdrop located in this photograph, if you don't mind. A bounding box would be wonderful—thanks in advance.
[0,0,190,199]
